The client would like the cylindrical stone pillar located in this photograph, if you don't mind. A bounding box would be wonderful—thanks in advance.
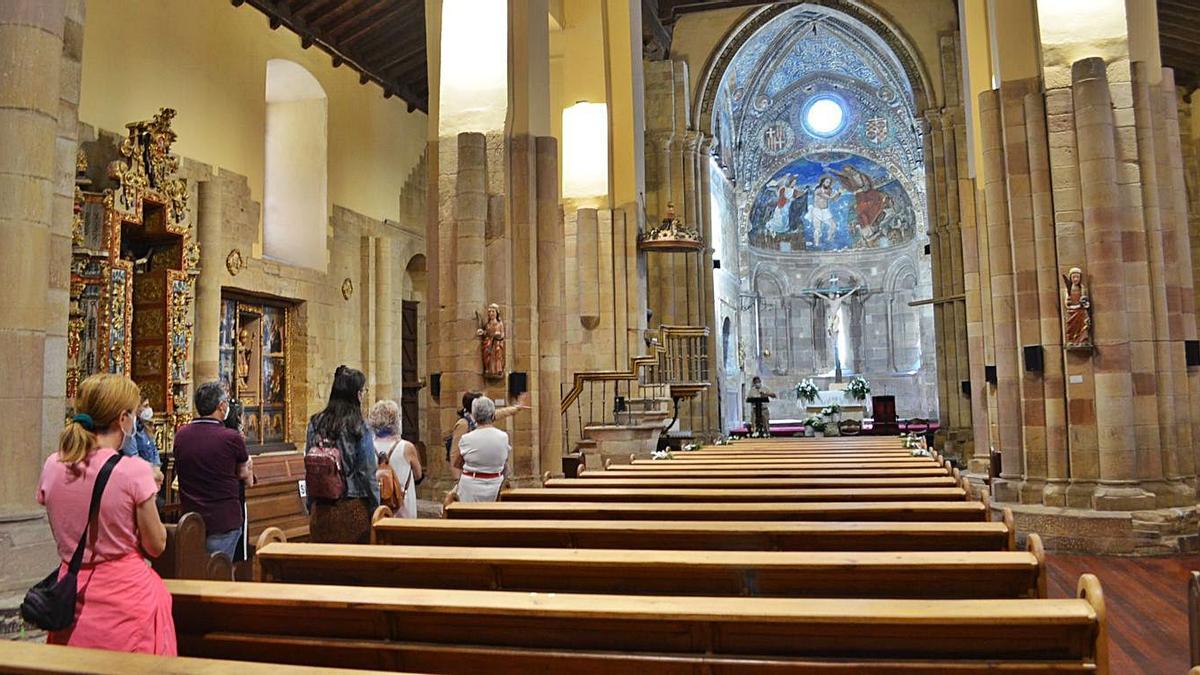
[535,136,563,473]
[980,89,1024,501]
[452,132,488,402]
[1073,58,1153,509]
[577,207,600,324]
[194,180,224,384]
[375,237,394,402]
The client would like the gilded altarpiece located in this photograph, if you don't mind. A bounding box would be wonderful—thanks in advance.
[69,109,199,451]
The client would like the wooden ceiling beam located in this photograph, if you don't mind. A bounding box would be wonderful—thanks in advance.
[324,0,391,40]
[338,6,409,46]
[308,0,368,31]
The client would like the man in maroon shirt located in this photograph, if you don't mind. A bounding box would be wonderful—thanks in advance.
[174,381,253,557]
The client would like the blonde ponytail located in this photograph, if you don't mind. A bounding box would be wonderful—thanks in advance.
[60,373,140,463]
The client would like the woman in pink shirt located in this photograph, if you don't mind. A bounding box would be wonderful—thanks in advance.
[36,373,175,654]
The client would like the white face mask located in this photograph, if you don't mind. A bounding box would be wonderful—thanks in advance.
[139,407,154,422]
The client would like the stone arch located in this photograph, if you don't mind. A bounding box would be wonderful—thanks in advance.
[692,1,936,139]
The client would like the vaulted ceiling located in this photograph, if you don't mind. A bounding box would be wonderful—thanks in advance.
[235,0,428,113]
[1158,0,1200,90]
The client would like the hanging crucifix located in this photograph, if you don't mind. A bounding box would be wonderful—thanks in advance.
[801,274,861,383]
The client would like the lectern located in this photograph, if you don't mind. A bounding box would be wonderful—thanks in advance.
[747,396,770,438]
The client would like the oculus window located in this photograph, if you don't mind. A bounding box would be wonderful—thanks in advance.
[802,95,846,138]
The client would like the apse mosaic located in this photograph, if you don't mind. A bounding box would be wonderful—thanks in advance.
[747,153,916,253]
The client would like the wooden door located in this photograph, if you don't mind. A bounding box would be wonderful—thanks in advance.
[400,301,423,462]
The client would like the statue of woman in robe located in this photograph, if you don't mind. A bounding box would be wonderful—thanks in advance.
[477,303,506,378]
[1062,267,1092,350]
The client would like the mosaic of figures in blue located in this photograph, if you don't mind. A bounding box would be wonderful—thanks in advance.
[747,152,916,252]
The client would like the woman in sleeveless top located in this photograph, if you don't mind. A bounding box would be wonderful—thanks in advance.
[36,373,174,654]
[367,399,423,518]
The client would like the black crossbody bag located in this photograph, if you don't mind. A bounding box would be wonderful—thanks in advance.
[21,453,122,631]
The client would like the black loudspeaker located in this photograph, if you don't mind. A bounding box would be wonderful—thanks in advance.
[430,373,441,399]
[924,243,931,255]
[961,381,971,399]
[508,372,528,398]
[713,259,721,269]
[1023,345,1044,373]
[984,365,998,385]
[1188,340,1200,367]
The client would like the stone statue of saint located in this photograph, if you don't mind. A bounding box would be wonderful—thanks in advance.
[477,303,506,379]
[1062,267,1092,350]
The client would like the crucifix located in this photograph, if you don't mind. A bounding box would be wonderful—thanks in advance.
[801,274,862,382]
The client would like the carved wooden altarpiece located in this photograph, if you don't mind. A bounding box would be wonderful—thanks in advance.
[68,108,199,450]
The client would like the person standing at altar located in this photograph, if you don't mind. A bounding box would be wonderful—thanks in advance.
[748,376,777,436]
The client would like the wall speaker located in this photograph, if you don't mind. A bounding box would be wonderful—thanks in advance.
[713,259,721,269]
[508,371,528,398]
[430,373,441,399]
[960,380,971,398]
[924,243,931,255]
[1188,341,1200,367]
[1023,345,1044,373]
[984,365,997,385]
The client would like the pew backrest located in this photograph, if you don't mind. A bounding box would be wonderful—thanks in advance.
[445,500,989,521]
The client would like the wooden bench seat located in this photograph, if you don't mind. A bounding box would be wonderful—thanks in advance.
[446,500,989,521]
[245,479,308,544]
[167,578,1107,673]
[499,486,969,503]
[630,456,932,465]
[373,517,1015,551]
[0,641,376,674]
[590,465,950,478]
[619,459,937,469]
[680,450,914,457]
[257,540,1047,599]
[545,476,959,489]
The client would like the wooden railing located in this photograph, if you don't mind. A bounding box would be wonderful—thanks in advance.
[560,325,709,453]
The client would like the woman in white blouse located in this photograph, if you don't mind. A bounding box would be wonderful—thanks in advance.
[366,399,423,518]
[452,396,515,503]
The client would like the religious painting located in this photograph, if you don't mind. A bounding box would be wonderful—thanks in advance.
[747,153,916,252]
[218,294,292,450]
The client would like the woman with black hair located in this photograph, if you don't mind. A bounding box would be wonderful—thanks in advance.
[305,365,379,544]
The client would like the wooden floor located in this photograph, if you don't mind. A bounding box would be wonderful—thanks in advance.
[1046,552,1200,673]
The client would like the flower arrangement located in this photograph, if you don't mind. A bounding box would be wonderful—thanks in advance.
[682,442,702,452]
[713,437,732,446]
[651,449,674,460]
[820,404,842,418]
[846,376,871,401]
[795,378,819,404]
[803,416,828,433]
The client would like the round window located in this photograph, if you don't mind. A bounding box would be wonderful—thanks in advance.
[802,95,847,138]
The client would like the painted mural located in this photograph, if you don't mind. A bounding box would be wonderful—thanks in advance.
[747,153,916,252]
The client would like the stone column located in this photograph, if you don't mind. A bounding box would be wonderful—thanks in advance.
[194,180,223,383]
[448,131,488,421]
[535,136,563,474]
[980,89,1024,501]
[374,237,394,402]
[1024,92,1069,502]
[0,0,73,588]
[1072,58,1154,510]
[577,208,600,324]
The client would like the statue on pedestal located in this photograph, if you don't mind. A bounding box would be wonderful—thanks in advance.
[477,303,506,379]
[1062,267,1092,351]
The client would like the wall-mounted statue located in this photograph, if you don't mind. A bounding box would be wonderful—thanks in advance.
[1062,267,1092,350]
[477,303,506,379]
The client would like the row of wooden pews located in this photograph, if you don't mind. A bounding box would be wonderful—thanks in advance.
[13,436,1109,673]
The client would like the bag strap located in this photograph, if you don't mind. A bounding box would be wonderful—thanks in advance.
[67,453,122,574]
[386,438,402,463]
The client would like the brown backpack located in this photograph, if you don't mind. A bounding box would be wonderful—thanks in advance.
[376,440,410,513]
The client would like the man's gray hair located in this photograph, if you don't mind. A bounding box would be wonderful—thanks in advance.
[471,395,497,424]
[195,381,227,417]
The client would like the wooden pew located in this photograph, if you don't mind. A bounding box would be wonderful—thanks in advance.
[374,517,1015,551]
[245,479,309,544]
[616,459,937,469]
[1190,570,1200,667]
[499,486,969,503]
[445,500,989,521]
[167,578,1108,673]
[257,538,1047,599]
[645,453,925,462]
[0,641,376,674]
[591,464,950,478]
[544,476,959,489]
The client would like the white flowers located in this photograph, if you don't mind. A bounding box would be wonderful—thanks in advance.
[846,376,871,401]
[795,379,819,403]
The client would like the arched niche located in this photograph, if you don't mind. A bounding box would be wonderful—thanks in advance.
[263,59,328,271]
